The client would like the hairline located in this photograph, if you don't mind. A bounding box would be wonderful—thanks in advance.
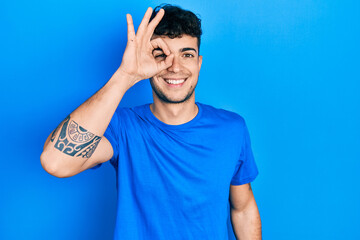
[151,34,201,54]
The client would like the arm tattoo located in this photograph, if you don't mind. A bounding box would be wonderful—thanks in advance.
[50,124,60,142]
[51,115,101,158]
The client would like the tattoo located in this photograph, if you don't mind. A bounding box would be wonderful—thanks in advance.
[248,183,252,191]
[50,124,60,142]
[53,115,101,158]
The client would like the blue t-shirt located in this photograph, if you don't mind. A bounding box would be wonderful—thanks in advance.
[100,102,258,240]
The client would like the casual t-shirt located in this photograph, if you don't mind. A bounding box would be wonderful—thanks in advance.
[97,102,258,240]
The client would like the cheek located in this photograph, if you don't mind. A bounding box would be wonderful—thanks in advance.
[151,76,161,84]
[190,65,200,75]
[153,72,165,80]
[183,60,200,72]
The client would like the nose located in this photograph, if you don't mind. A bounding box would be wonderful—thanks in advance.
[167,55,181,73]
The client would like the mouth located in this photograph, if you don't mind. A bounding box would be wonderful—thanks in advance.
[163,78,187,87]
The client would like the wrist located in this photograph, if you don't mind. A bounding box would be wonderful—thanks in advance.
[117,66,142,83]
[110,68,140,91]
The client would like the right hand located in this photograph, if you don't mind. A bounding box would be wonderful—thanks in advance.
[117,7,174,86]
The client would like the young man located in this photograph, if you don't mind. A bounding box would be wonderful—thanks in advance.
[40,4,261,240]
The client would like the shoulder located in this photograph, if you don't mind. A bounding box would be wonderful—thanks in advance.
[198,102,246,127]
[115,103,149,118]
[108,105,144,128]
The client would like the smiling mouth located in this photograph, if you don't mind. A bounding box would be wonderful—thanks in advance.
[165,78,185,84]
[163,78,187,86]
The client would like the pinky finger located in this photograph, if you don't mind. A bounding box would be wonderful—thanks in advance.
[126,14,136,42]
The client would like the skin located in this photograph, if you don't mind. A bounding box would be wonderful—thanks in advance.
[230,183,262,239]
[150,35,202,105]
[40,7,261,239]
[149,35,202,125]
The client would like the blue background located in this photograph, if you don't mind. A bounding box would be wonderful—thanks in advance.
[1,0,359,239]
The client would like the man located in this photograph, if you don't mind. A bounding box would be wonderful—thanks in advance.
[40,4,261,240]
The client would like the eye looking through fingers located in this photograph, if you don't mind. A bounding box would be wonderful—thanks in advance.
[152,48,167,59]
[155,54,167,59]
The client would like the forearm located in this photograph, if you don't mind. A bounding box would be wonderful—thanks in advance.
[58,70,133,136]
[230,201,262,240]
[41,70,133,173]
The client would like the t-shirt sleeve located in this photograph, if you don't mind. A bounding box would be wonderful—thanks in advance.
[90,110,120,169]
[230,120,259,185]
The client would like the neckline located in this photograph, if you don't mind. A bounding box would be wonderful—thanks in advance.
[144,102,202,130]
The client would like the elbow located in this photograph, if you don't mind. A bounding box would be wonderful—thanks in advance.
[230,206,243,215]
[40,151,75,178]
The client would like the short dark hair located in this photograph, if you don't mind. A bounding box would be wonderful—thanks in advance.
[150,4,202,52]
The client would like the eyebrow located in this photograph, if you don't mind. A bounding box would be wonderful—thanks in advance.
[181,47,197,53]
[152,47,198,54]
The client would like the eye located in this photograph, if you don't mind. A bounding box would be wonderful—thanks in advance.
[155,53,166,58]
[183,53,194,58]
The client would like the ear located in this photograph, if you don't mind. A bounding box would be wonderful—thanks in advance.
[198,55,203,70]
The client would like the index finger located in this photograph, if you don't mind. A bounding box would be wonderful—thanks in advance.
[150,38,171,56]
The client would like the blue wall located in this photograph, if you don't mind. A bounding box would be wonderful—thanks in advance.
[1,0,359,239]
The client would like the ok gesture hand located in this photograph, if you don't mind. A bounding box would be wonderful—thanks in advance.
[118,7,174,86]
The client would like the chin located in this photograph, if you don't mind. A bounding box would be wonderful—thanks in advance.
[150,77,197,104]
[158,93,194,104]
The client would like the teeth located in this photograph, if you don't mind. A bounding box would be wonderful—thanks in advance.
[165,79,185,85]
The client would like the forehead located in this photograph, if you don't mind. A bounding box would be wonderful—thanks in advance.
[151,34,198,52]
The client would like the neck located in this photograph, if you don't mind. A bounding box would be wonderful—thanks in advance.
[150,95,198,125]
